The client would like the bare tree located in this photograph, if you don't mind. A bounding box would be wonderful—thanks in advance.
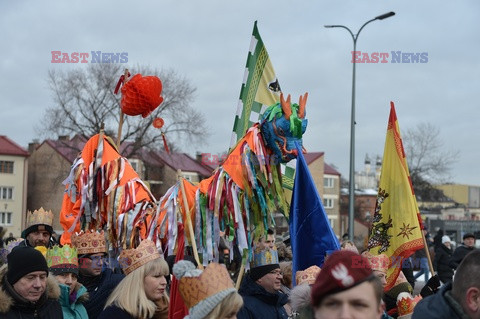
[39,63,208,157]
[403,122,459,185]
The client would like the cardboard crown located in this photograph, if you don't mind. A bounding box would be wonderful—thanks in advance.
[71,230,106,255]
[46,245,78,268]
[25,207,54,229]
[118,239,161,275]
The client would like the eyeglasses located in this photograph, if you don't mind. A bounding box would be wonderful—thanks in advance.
[80,254,106,261]
[269,270,283,276]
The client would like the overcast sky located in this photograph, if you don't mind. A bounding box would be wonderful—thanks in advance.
[1,0,479,186]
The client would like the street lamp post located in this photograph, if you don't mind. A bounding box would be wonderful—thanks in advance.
[325,12,395,241]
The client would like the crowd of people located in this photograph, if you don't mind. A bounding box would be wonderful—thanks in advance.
[0,208,479,319]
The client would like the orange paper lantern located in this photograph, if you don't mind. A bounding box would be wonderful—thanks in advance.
[121,74,163,118]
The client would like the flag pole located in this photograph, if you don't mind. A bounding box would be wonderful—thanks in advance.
[421,230,435,276]
[178,169,203,270]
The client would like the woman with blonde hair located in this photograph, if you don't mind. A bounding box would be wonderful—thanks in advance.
[173,260,243,319]
[98,240,169,319]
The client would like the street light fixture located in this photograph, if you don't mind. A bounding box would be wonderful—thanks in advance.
[325,12,395,241]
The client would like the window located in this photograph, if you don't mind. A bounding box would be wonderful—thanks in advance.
[324,177,334,188]
[129,159,140,172]
[0,187,13,200]
[328,218,335,228]
[181,172,197,182]
[0,212,12,226]
[0,161,14,173]
[324,198,334,208]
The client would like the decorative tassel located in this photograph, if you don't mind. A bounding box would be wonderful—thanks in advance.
[113,72,131,94]
[162,132,170,154]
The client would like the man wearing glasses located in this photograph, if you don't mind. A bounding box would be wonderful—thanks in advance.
[72,230,124,319]
[237,245,289,319]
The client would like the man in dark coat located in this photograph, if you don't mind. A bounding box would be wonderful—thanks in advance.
[237,246,288,319]
[413,249,480,319]
[19,208,55,248]
[0,246,63,318]
[450,232,477,270]
[72,230,124,319]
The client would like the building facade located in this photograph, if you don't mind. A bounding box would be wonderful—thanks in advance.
[0,136,29,237]
[304,152,341,236]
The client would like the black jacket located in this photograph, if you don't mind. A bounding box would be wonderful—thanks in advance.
[450,245,476,269]
[79,268,124,319]
[98,305,134,319]
[434,244,453,284]
[413,282,468,319]
[237,274,289,319]
[0,267,63,319]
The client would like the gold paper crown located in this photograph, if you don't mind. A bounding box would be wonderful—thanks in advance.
[118,240,161,275]
[361,251,390,273]
[179,263,234,309]
[295,265,321,285]
[46,245,78,268]
[25,207,54,229]
[71,230,106,255]
[397,293,422,316]
[252,246,279,268]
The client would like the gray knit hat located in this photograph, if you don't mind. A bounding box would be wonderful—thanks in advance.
[173,260,236,319]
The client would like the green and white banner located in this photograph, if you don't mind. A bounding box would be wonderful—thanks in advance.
[231,21,295,190]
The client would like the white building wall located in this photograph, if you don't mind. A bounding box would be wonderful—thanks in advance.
[0,154,27,237]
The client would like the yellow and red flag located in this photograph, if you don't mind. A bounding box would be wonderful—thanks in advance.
[367,102,424,290]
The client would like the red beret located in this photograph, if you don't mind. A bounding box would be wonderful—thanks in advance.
[311,250,374,306]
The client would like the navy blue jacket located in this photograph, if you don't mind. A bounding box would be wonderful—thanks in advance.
[98,305,134,319]
[79,268,124,319]
[412,283,467,319]
[237,274,289,319]
[450,245,476,269]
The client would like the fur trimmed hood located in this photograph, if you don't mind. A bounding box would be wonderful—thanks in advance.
[0,264,61,313]
[289,283,312,311]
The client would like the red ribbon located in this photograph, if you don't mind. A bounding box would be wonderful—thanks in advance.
[162,132,170,154]
[114,72,131,94]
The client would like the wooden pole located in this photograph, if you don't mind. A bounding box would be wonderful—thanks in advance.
[235,249,247,290]
[116,69,129,148]
[178,169,203,270]
[421,229,435,276]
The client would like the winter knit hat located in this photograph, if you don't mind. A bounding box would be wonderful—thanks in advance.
[173,260,236,319]
[463,233,475,240]
[7,246,48,285]
[442,235,451,244]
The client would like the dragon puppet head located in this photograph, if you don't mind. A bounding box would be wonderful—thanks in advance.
[260,92,308,163]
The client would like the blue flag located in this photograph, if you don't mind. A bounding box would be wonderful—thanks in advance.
[289,143,340,284]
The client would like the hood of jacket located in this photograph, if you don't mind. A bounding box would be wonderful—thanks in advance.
[57,280,89,305]
[0,264,61,314]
